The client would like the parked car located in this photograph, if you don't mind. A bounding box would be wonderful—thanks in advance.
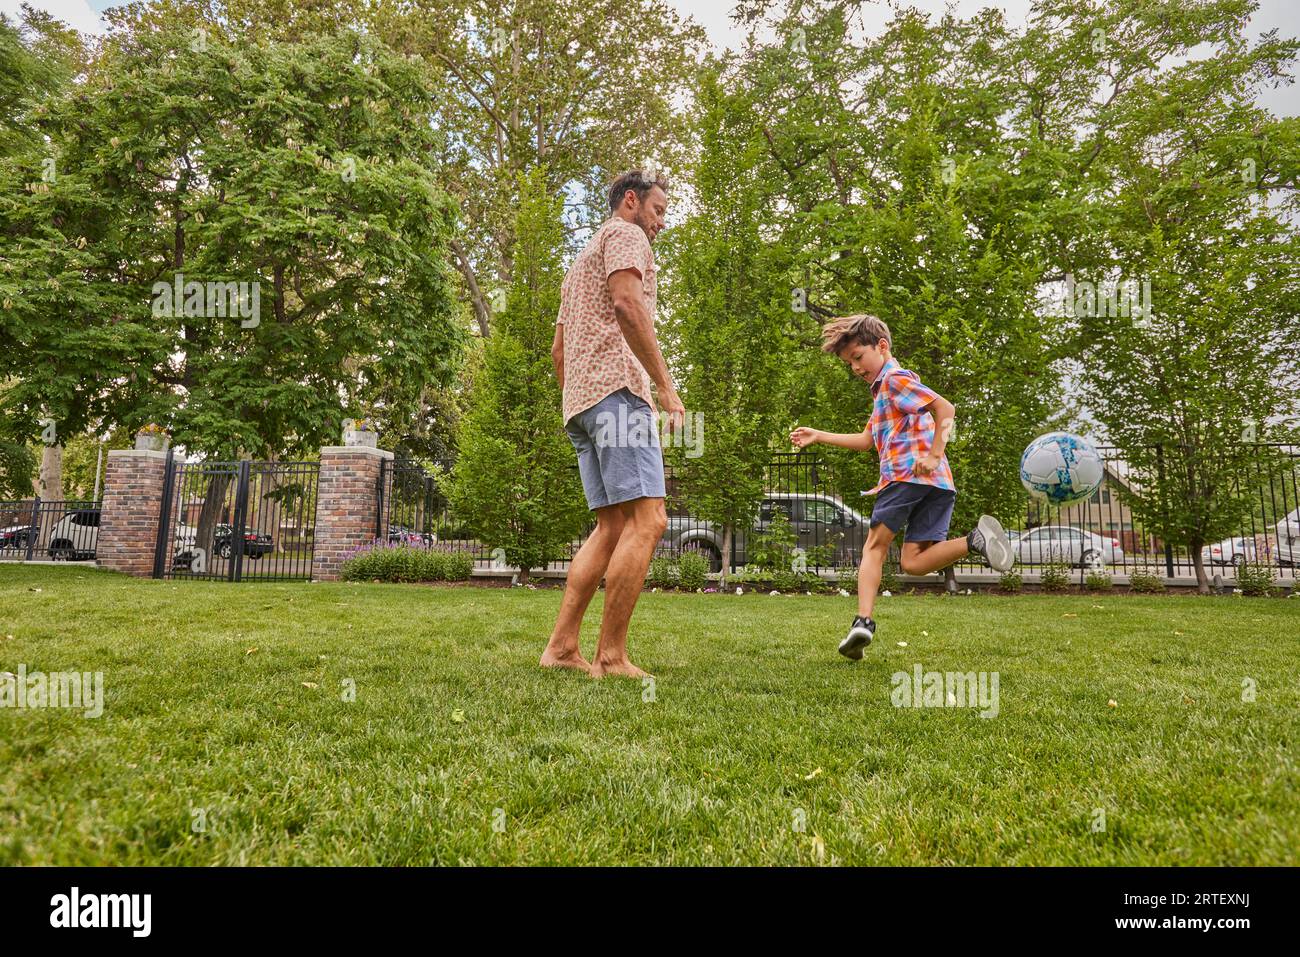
[388,523,433,547]
[1008,525,1123,569]
[1201,536,1256,568]
[661,492,870,572]
[46,509,101,560]
[214,523,273,560]
[0,523,37,552]
[1275,507,1300,567]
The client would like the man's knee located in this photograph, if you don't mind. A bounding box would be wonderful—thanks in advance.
[623,498,667,539]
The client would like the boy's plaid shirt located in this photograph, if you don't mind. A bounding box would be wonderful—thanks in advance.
[865,357,956,495]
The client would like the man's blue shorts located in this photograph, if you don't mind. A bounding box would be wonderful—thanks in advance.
[869,480,957,543]
[565,388,666,510]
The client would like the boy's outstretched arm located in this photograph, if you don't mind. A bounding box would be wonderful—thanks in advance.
[790,425,873,452]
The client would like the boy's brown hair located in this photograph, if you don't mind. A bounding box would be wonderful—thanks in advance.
[820,314,892,355]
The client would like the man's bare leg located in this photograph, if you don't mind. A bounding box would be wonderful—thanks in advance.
[590,496,667,679]
[540,505,625,671]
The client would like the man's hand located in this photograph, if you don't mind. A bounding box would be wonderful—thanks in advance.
[915,451,942,476]
[789,426,821,449]
[658,385,686,432]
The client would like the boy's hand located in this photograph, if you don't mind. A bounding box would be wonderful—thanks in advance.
[789,426,820,449]
[915,451,942,476]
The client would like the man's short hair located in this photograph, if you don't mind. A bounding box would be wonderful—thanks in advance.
[820,314,892,354]
[608,169,669,213]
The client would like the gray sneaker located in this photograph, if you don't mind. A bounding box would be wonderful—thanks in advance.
[968,515,1014,573]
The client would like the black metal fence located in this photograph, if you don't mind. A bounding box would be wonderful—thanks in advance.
[0,498,102,562]
[372,444,1300,582]
[154,456,319,582]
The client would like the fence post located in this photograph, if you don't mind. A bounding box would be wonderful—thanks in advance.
[314,445,393,581]
[24,496,39,561]
[151,451,176,578]
[230,459,251,583]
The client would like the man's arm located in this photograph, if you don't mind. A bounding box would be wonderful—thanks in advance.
[607,268,683,422]
[551,323,564,390]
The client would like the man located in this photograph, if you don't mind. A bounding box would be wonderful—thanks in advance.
[540,170,684,678]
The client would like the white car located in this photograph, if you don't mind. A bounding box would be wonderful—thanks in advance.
[1009,525,1124,569]
[1201,536,1257,568]
[46,509,100,560]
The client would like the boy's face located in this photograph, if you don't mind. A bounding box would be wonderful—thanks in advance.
[838,338,890,384]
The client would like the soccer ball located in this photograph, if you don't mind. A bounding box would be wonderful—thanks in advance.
[1019,432,1104,507]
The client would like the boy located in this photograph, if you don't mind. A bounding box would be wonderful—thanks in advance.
[790,314,1014,659]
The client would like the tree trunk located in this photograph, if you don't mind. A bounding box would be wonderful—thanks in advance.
[36,443,64,501]
[720,523,733,589]
[195,473,232,567]
[35,443,64,552]
[1191,541,1209,594]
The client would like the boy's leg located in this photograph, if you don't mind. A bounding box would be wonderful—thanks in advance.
[858,521,896,618]
[899,537,968,575]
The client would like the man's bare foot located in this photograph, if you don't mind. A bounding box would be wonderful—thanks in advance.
[589,657,649,679]
[539,647,591,672]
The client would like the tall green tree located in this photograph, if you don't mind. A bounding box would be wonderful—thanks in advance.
[0,27,463,461]
[663,68,795,579]
[446,167,588,581]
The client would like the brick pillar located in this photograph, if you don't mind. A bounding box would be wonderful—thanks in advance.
[313,446,393,581]
[97,449,170,577]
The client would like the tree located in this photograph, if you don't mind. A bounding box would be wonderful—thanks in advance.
[663,68,795,581]
[446,167,588,581]
[1072,1,1300,591]
[0,27,464,463]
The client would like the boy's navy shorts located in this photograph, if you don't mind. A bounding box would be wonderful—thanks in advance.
[869,481,957,543]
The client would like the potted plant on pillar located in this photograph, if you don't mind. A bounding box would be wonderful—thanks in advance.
[343,417,378,449]
[134,423,169,452]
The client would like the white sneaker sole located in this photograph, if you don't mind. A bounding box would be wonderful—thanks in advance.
[978,515,1014,573]
[838,627,873,660]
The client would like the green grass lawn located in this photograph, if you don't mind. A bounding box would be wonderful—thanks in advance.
[1,563,1297,866]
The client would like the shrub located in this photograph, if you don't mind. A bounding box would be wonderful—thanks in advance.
[999,571,1023,593]
[647,555,678,588]
[1040,559,1072,593]
[678,549,709,592]
[1084,570,1113,591]
[1128,566,1165,593]
[443,551,474,581]
[837,565,859,590]
[340,541,474,583]
[1237,560,1277,597]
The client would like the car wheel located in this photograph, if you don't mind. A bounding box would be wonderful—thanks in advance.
[1232,554,1247,569]
[1082,549,1103,571]
[48,542,73,561]
[698,544,722,574]
[249,553,262,561]
[217,542,232,559]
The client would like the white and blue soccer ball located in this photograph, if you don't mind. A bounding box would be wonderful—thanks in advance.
[1019,432,1104,507]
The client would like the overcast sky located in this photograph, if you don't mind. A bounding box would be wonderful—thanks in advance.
[5,0,1296,115]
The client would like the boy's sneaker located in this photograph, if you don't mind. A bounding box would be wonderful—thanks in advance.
[838,616,875,660]
[968,514,1014,572]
